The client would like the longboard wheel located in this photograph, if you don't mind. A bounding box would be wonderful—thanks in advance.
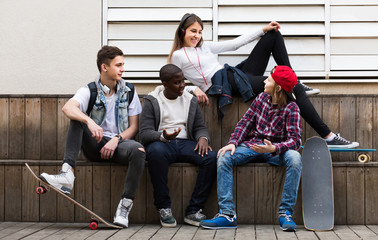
[358,154,369,163]
[90,220,98,230]
[36,186,47,194]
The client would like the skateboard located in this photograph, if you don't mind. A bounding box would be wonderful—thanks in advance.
[25,163,122,230]
[302,137,334,231]
[328,148,376,163]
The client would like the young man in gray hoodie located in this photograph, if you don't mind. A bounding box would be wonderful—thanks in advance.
[139,64,217,228]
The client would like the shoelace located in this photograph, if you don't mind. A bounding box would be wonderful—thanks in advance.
[334,133,350,144]
[160,208,172,218]
[194,209,205,218]
[281,214,292,222]
[213,213,235,222]
[120,204,131,218]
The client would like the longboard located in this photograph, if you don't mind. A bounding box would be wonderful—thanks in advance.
[25,163,122,230]
[328,148,376,163]
[302,137,334,231]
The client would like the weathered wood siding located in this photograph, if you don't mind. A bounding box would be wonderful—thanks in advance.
[0,95,377,224]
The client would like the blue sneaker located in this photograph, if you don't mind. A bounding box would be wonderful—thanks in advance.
[199,212,237,229]
[279,210,297,232]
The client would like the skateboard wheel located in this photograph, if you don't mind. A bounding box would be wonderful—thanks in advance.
[358,154,369,163]
[36,186,47,194]
[90,220,98,230]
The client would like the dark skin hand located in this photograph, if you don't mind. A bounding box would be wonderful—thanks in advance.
[163,128,212,157]
[194,138,212,157]
[163,128,182,140]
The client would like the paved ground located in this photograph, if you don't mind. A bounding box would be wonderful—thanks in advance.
[1,222,378,239]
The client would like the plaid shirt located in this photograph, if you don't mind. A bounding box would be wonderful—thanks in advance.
[228,93,302,155]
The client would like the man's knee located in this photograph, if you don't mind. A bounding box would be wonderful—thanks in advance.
[217,152,232,169]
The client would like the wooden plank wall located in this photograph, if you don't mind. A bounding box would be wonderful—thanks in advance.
[0,162,377,225]
[0,95,377,224]
[0,95,376,162]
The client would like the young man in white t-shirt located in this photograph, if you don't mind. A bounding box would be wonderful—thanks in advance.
[40,46,145,228]
[139,64,217,228]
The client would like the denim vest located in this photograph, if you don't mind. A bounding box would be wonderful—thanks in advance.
[90,77,131,133]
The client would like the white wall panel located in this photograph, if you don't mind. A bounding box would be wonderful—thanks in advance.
[108,23,213,40]
[331,0,378,5]
[108,0,212,7]
[219,0,324,5]
[331,6,378,21]
[331,39,378,54]
[219,6,324,22]
[123,56,167,72]
[218,23,325,36]
[107,8,212,21]
[104,0,378,80]
[331,56,378,70]
[331,23,378,37]
[109,41,173,55]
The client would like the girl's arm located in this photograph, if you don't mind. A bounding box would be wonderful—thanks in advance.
[208,21,280,54]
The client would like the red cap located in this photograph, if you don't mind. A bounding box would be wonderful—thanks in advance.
[271,66,298,93]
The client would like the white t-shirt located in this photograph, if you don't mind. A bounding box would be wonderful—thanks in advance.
[157,91,188,139]
[71,86,142,138]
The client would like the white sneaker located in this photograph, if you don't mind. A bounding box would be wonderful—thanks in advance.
[326,133,359,148]
[40,163,75,195]
[113,198,133,228]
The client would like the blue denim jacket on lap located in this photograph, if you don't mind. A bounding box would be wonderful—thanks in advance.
[208,62,255,120]
[90,77,131,133]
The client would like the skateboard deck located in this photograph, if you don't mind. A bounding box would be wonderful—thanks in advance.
[25,163,122,230]
[302,137,334,231]
[328,148,376,163]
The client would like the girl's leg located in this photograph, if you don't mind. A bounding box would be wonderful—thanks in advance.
[240,30,290,76]
[293,84,331,138]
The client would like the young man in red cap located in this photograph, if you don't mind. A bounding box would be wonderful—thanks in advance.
[200,65,302,232]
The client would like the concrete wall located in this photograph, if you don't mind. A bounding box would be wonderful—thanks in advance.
[0,0,102,94]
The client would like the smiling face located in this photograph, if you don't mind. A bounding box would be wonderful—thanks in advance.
[183,21,203,48]
[102,55,125,82]
[163,71,186,99]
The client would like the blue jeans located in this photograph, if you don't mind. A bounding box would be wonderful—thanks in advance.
[146,139,217,215]
[217,144,302,216]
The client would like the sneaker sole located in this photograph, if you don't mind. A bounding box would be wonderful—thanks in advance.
[327,142,359,149]
[184,217,201,227]
[113,221,128,228]
[305,90,320,95]
[280,226,296,232]
[200,224,237,230]
[160,219,177,228]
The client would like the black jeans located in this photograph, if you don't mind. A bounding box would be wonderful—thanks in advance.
[63,120,145,199]
[229,30,331,138]
[146,139,217,215]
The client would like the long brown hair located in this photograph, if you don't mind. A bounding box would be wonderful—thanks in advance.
[167,13,204,63]
[272,83,289,108]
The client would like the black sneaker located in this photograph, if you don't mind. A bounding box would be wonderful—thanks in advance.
[301,83,320,95]
[327,133,359,148]
[158,208,177,228]
[184,209,206,227]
